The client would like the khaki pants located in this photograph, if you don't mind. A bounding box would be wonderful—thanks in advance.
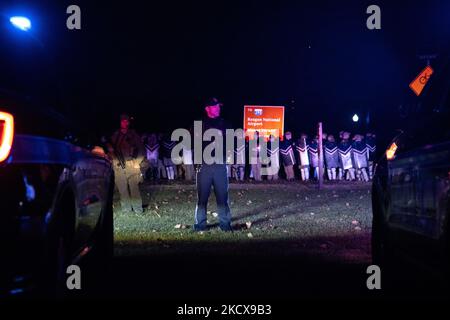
[114,159,143,213]
[184,164,194,181]
[267,173,279,180]
[251,163,262,181]
[284,164,295,180]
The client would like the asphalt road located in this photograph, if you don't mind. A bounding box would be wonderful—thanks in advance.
[105,251,373,300]
[79,249,447,304]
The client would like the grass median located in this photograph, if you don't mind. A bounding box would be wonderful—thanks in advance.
[113,181,373,263]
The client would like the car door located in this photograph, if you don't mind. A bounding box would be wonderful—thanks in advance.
[69,131,112,250]
[387,133,421,242]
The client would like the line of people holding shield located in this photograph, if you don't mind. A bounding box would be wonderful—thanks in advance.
[140,130,376,183]
[273,131,376,182]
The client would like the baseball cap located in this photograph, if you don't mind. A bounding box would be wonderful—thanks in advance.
[120,113,131,121]
[204,97,224,108]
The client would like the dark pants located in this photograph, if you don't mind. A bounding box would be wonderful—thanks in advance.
[145,164,159,181]
[194,164,232,231]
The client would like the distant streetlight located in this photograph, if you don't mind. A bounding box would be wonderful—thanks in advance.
[10,16,32,31]
[352,114,359,123]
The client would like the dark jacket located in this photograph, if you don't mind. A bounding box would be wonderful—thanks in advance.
[280,138,296,166]
[161,136,177,159]
[193,117,232,165]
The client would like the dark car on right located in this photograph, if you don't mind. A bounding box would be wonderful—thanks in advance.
[371,53,450,291]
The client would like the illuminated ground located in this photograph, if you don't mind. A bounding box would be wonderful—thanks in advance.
[114,181,372,263]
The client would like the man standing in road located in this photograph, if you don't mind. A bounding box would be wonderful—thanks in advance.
[193,98,233,232]
[111,114,145,214]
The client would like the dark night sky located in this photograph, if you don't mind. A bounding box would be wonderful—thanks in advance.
[1,0,449,145]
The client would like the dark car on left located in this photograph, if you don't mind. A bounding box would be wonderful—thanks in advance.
[0,13,114,297]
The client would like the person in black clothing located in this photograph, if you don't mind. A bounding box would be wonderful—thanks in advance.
[194,97,233,232]
[324,134,339,181]
[249,131,262,181]
[308,136,320,180]
[143,133,160,181]
[352,134,369,182]
[338,131,355,181]
[161,133,177,180]
[365,133,376,180]
[266,134,280,180]
[280,132,296,180]
[232,131,246,181]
